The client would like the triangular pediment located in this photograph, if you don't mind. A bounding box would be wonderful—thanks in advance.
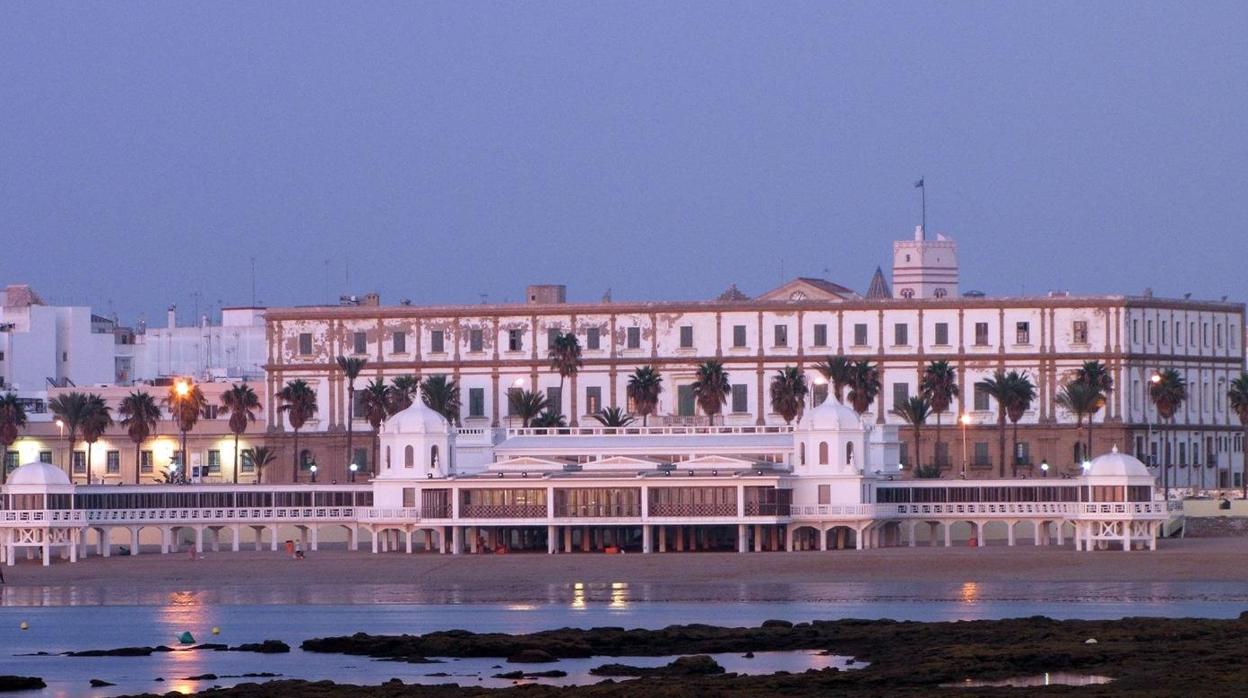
[584,455,668,469]
[677,455,758,468]
[757,277,859,303]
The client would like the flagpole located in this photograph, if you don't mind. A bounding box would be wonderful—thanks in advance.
[921,176,926,240]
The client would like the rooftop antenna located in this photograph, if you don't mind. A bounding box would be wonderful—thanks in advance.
[250,256,257,306]
[324,259,331,304]
[914,176,926,240]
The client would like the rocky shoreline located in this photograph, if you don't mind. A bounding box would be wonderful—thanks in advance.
[107,613,1248,696]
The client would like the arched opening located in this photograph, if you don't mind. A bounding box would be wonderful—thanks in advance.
[845,442,855,467]
[430,444,440,469]
[385,446,391,470]
[818,442,829,465]
[299,449,313,469]
[799,442,806,465]
[404,445,415,468]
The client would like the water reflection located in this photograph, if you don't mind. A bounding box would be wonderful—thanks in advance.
[942,672,1114,688]
[6,580,1248,609]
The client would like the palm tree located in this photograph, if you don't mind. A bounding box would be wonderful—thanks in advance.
[691,360,731,425]
[1149,368,1187,499]
[592,407,635,428]
[1074,360,1114,395]
[627,366,663,426]
[508,389,547,428]
[165,381,207,478]
[769,367,808,424]
[815,355,853,404]
[532,411,568,429]
[80,394,113,483]
[975,370,1013,477]
[0,393,28,485]
[1002,371,1037,476]
[336,356,368,476]
[249,445,277,484]
[48,391,90,477]
[891,396,933,477]
[547,331,583,419]
[920,360,959,469]
[118,391,160,485]
[420,374,461,425]
[359,378,393,475]
[1228,373,1248,499]
[390,375,419,412]
[1055,381,1103,467]
[277,379,318,482]
[220,383,261,484]
[846,361,881,417]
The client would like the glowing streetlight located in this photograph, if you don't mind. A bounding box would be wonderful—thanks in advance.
[1040,460,1049,478]
[349,462,358,483]
[309,463,318,483]
[959,413,972,475]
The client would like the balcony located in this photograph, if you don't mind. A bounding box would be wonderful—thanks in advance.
[647,502,738,517]
[458,504,548,519]
[744,502,792,516]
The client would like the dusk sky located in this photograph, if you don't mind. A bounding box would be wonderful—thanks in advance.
[2,3,1245,325]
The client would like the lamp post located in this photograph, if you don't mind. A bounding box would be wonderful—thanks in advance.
[309,462,318,484]
[960,413,971,477]
[509,378,525,429]
[55,419,65,468]
[1149,371,1164,499]
[1040,460,1049,478]
[811,375,827,412]
[173,378,192,479]
[349,462,358,483]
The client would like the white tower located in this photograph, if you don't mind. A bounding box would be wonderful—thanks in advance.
[794,397,867,477]
[376,399,452,479]
[892,226,959,300]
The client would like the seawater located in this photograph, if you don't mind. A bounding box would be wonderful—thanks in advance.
[1,580,1246,697]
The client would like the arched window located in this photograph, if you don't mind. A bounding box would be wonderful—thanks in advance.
[818,441,829,465]
[846,442,855,467]
[900,288,915,299]
[430,444,440,470]
[386,446,391,469]
[933,288,947,299]
[799,442,806,465]
[404,445,415,468]
[299,449,313,469]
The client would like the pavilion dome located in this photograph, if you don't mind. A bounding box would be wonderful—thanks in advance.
[382,398,449,436]
[1085,445,1152,479]
[799,396,862,431]
[8,461,72,487]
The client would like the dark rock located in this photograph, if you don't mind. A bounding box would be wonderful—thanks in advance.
[184,673,219,681]
[492,670,568,679]
[591,655,725,677]
[506,648,558,663]
[230,640,290,654]
[89,679,115,688]
[762,619,794,629]
[66,647,155,657]
[0,676,46,692]
[743,651,755,658]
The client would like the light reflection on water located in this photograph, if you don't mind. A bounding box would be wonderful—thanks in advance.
[6,580,1248,611]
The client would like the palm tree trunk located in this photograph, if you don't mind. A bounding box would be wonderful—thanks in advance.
[913,429,921,472]
[998,413,1006,478]
[86,444,93,484]
[373,429,380,479]
[233,433,240,485]
[292,429,300,483]
[934,413,943,471]
[1087,417,1094,463]
[135,442,141,485]
[345,387,354,475]
[180,430,188,480]
[1011,420,1019,477]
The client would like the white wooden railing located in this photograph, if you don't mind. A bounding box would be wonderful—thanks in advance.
[0,510,85,524]
[506,424,794,437]
[1079,502,1167,517]
[78,507,359,525]
[358,508,422,522]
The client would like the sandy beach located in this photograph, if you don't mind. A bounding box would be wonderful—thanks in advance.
[3,536,1248,595]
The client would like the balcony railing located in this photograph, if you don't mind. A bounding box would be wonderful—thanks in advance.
[458,504,548,519]
[647,502,738,517]
[744,502,792,516]
[0,510,85,524]
[1079,502,1167,517]
[358,508,422,521]
[507,424,793,437]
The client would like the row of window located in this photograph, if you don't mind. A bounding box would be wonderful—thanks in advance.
[1,490,374,511]
[304,318,1168,357]
[0,450,260,476]
[1133,317,1238,351]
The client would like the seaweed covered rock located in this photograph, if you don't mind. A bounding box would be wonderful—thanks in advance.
[591,655,725,677]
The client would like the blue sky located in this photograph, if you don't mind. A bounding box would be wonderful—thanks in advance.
[2,3,1244,324]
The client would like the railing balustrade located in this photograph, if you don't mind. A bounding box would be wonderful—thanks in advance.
[458,504,549,519]
[647,502,738,517]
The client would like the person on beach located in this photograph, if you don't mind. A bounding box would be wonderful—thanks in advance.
[295,541,304,560]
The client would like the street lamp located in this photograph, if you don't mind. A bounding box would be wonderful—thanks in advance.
[349,462,358,483]
[1149,371,1165,499]
[960,413,972,477]
[811,374,828,411]
[1040,460,1049,478]
[55,419,65,469]
[172,378,194,482]
[509,378,526,429]
[309,462,318,483]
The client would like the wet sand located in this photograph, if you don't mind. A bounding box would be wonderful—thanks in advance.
[3,536,1248,594]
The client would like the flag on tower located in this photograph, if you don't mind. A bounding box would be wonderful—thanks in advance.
[914,177,924,188]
